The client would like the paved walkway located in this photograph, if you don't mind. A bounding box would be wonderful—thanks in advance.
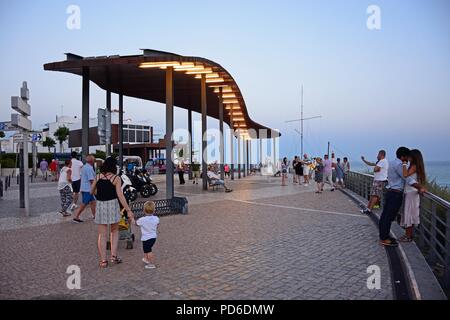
[0,175,392,300]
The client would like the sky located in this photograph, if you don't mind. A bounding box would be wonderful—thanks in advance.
[1,0,449,162]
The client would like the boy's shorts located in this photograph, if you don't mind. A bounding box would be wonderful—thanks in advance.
[81,192,96,205]
[143,238,156,253]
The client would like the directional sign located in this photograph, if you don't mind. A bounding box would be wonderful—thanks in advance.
[0,121,15,131]
[31,133,42,142]
[11,113,32,131]
[13,133,24,142]
[11,96,31,117]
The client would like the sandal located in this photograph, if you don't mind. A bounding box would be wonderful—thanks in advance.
[99,260,108,268]
[398,235,413,243]
[110,256,123,264]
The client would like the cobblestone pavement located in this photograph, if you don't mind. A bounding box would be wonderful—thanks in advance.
[0,175,393,299]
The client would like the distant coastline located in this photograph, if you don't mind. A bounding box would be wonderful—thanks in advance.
[351,160,450,188]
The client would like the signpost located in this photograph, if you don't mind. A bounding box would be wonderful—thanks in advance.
[11,82,32,216]
[98,107,111,148]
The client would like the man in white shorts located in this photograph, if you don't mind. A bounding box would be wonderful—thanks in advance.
[361,150,389,215]
[302,154,311,186]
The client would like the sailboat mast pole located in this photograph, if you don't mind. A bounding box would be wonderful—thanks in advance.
[301,85,304,157]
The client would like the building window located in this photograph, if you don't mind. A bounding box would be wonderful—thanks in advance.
[143,131,149,143]
[129,130,135,143]
[123,130,129,142]
[136,130,143,143]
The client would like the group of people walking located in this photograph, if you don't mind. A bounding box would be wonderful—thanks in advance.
[280,153,350,193]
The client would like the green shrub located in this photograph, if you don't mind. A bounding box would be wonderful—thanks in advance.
[426,179,450,202]
[0,158,15,168]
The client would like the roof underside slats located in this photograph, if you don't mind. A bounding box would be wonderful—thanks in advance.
[44,50,280,139]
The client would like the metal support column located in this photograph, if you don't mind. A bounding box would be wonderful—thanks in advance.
[230,119,234,180]
[165,67,174,199]
[237,132,241,179]
[106,90,112,157]
[249,140,252,174]
[273,137,276,172]
[82,67,90,160]
[201,74,208,190]
[188,109,193,180]
[219,87,224,180]
[118,94,124,169]
[243,139,246,177]
[259,138,263,168]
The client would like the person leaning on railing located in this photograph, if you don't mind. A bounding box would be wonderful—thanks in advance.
[378,147,426,247]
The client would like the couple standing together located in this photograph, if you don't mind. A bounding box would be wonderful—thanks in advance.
[362,147,426,247]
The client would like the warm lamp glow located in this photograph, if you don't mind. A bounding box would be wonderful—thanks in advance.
[222,93,236,99]
[195,73,220,79]
[205,78,224,83]
[185,68,213,74]
[139,61,180,68]
[223,99,239,104]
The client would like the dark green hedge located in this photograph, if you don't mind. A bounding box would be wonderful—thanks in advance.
[0,153,54,168]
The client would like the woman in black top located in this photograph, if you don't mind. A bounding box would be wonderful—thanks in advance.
[91,157,134,268]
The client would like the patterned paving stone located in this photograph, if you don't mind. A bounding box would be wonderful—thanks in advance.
[0,175,392,299]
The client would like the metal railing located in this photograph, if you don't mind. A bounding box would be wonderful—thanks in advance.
[344,170,450,290]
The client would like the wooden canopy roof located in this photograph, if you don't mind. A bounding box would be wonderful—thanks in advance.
[43,49,280,139]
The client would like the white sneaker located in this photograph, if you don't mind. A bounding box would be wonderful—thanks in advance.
[145,264,156,269]
[142,258,150,264]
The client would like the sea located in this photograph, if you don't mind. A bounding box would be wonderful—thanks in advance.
[350,160,450,188]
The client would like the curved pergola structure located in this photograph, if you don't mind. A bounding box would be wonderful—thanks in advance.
[44,49,280,196]
[44,49,280,139]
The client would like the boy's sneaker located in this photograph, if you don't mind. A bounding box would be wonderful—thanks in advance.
[72,218,83,223]
[142,258,150,264]
[145,264,156,269]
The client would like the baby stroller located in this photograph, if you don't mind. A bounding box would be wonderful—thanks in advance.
[119,208,135,249]
[106,208,135,250]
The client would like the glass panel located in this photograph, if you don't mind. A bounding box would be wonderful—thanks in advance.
[129,130,135,142]
[129,125,136,129]
[143,131,149,143]
[136,130,143,143]
[123,129,129,143]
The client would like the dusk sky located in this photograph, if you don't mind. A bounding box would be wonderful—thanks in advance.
[1,0,449,161]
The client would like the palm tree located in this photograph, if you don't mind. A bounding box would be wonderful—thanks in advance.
[43,137,56,152]
[0,131,4,154]
[54,126,70,152]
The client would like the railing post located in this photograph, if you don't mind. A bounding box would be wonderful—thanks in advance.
[429,201,438,266]
[417,195,426,249]
[445,207,450,289]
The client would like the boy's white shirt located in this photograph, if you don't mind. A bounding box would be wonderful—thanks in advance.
[136,215,160,241]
